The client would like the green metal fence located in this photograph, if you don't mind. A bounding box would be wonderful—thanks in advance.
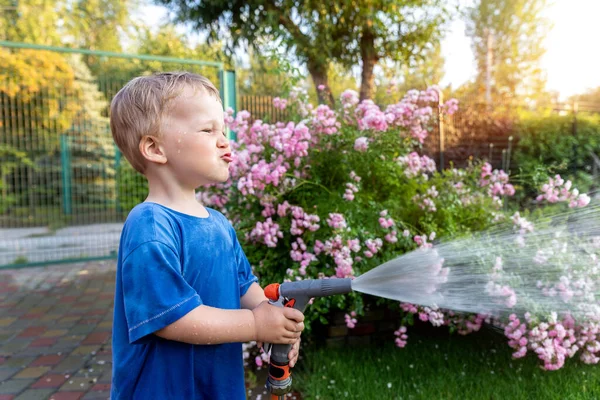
[0,41,236,269]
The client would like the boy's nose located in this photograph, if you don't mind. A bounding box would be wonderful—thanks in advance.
[217,135,230,148]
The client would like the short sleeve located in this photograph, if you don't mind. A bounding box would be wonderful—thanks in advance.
[121,241,202,344]
[233,233,258,297]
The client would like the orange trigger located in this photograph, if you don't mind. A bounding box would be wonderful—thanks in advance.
[284,299,296,308]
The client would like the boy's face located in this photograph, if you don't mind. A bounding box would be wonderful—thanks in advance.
[160,87,231,188]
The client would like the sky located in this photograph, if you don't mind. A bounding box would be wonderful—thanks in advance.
[140,0,600,99]
[441,0,600,98]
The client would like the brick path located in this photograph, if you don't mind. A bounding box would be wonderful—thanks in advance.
[0,262,114,400]
[0,262,288,400]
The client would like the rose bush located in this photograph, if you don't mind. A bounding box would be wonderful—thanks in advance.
[198,87,596,371]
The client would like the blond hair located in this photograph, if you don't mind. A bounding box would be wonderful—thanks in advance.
[110,71,221,173]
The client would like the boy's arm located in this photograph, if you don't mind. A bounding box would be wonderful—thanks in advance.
[240,282,268,310]
[154,302,303,345]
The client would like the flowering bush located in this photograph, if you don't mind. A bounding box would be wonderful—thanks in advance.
[198,87,593,371]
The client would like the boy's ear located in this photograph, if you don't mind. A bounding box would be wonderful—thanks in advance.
[139,135,167,165]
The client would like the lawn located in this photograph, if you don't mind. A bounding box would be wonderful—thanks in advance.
[292,326,600,400]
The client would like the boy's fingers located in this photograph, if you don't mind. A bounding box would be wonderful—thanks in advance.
[283,307,305,322]
[284,319,298,333]
[283,330,302,340]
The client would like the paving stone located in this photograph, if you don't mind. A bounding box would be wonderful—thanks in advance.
[0,318,17,328]
[5,321,31,330]
[31,374,68,389]
[80,333,109,346]
[0,368,19,381]
[41,330,69,338]
[12,348,52,358]
[13,367,50,379]
[60,377,93,392]
[57,317,80,324]
[81,391,109,400]
[51,357,85,374]
[68,327,95,336]
[39,315,62,323]
[69,346,99,357]
[0,333,14,343]
[97,371,111,384]
[58,335,85,343]
[49,344,78,354]
[95,322,111,331]
[21,314,44,321]
[13,389,54,400]
[0,379,34,394]
[18,327,47,339]
[0,340,31,356]
[74,363,108,378]
[48,392,84,400]
[30,355,65,367]
[0,357,36,369]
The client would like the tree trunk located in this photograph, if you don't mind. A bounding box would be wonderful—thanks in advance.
[307,59,334,106]
[359,27,378,101]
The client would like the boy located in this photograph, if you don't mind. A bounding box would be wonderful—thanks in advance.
[109,72,304,399]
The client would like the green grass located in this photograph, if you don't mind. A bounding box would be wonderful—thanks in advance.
[293,327,600,400]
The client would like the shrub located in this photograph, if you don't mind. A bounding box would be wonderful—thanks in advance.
[513,112,600,201]
[199,88,510,326]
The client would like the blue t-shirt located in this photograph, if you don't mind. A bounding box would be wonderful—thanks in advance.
[111,202,258,399]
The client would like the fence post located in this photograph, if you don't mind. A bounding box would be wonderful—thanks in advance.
[60,135,72,216]
[219,69,238,141]
[115,146,121,214]
[438,90,445,171]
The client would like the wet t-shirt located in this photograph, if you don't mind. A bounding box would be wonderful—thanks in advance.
[111,203,257,399]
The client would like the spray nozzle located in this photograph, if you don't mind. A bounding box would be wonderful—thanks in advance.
[264,283,281,301]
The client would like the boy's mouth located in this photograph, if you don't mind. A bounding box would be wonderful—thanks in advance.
[220,153,233,163]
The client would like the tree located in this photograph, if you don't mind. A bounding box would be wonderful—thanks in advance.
[372,41,445,104]
[0,0,62,45]
[237,50,298,97]
[60,0,130,52]
[465,0,550,105]
[155,0,449,103]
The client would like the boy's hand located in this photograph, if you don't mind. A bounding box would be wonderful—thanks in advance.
[252,301,305,344]
[288,338,301,368]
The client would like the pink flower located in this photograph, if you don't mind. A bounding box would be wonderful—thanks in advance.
[354,137,369,152]
[394,326,408,348]
[340,90,359,108]
[345,313,357,328]
[327,213,347,230]
[273,97,288,110]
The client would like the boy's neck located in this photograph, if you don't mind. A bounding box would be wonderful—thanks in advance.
[144,171,208,218]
